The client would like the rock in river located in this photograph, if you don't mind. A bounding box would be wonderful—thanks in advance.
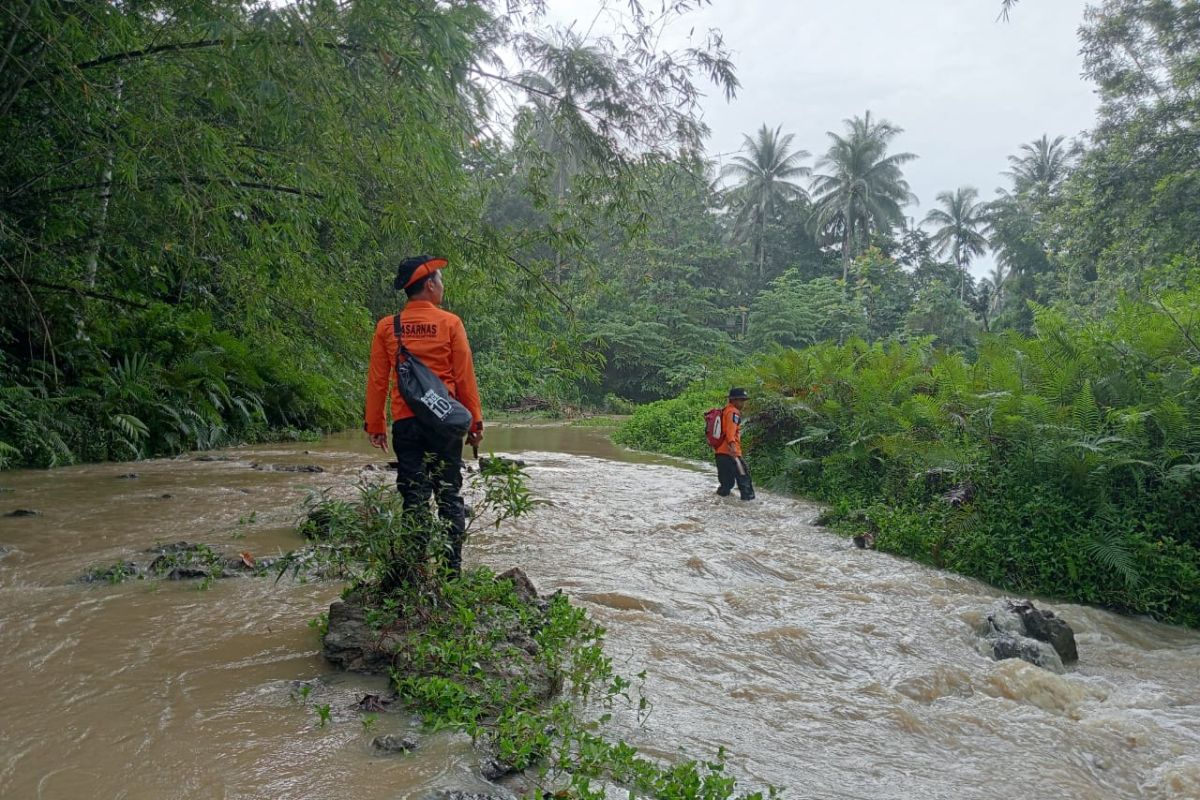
[980,599,1079,672]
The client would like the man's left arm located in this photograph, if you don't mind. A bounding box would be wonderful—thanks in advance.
[450,318,484,445]
[364,319,392,450]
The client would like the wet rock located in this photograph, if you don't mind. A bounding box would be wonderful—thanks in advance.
[852,532,876,549]
[1010,600,1078,664]
[476,739,517,781]
[79,541,280,584]
[118,473,139,479]
[4,508,40,517]
[146,542,222,580]
[357,693,394,712]
[430,792,514,800]
[221,551,272,574]
[981,599,1078,671]
[79,560,141,583]
[251,463,324,473]
[496,566,538,606]
[990,634,1064,672]
[322,599,402,673]
[372,734,417,753]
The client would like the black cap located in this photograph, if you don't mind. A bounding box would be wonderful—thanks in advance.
[728,387,749,399]
[393,255,448,290]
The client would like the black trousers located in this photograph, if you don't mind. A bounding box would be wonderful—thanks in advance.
[716,453,755,500]
[391,418,467,573]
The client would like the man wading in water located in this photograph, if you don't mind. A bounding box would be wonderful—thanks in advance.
[364,256,484,577]
[713,387,755,501]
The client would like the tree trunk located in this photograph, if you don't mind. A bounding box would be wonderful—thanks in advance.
[758,219,766,279]
[841,223,850,283]
[78,78,123,340]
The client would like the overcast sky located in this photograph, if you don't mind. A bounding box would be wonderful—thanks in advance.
[539,0,1099,277]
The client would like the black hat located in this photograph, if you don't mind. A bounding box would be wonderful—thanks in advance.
[728,387,749,399]
[393,255,448,290]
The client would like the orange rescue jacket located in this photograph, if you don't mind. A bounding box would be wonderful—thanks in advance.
[719,403,743,457]
[364,300,483,435]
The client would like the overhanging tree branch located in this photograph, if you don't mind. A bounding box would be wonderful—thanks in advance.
[1,275,151,309]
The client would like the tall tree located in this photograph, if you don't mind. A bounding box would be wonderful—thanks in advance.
[924,186,990,299]
[1004,134,1071,200]
[810,111,917,281]
[721,125,811,278]
[1050,0,1200,295]
[0,0,738,466]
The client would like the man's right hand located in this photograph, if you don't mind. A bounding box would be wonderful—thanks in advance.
[466,430,483,448]
[368,432,388,450]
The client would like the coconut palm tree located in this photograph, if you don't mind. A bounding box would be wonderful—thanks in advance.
[986,263,1008,312]
[810,111,917,281]
[1004,134,1070,199]
[721,124,811,277]
[923,186,989,299]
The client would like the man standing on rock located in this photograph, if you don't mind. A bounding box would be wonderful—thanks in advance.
[713,387,755,501]
[364,255,484,576]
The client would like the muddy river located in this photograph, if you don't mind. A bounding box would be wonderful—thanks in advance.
[1,424,1198,799]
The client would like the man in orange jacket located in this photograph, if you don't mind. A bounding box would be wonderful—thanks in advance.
[365,255,484,575]
[713,387,755,501]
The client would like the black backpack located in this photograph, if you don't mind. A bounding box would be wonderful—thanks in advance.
[393,315,473,439]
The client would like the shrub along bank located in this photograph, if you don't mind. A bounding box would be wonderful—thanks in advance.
[615,293,1200,627]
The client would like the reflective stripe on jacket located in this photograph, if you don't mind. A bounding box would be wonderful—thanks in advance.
[364,300,483,435]
[719,403,742,457]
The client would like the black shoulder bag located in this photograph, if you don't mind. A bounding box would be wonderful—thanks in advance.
[393,315,473,439]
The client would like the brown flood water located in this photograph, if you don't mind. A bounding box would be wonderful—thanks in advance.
[1,423,1199,800]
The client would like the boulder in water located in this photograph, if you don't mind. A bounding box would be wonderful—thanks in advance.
[78,541,283,584]
[79,560,141,583]
[1010,600,1078,664]
[981,599,1078,671]
[372,734,417,753]
[990,634,1064,671]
